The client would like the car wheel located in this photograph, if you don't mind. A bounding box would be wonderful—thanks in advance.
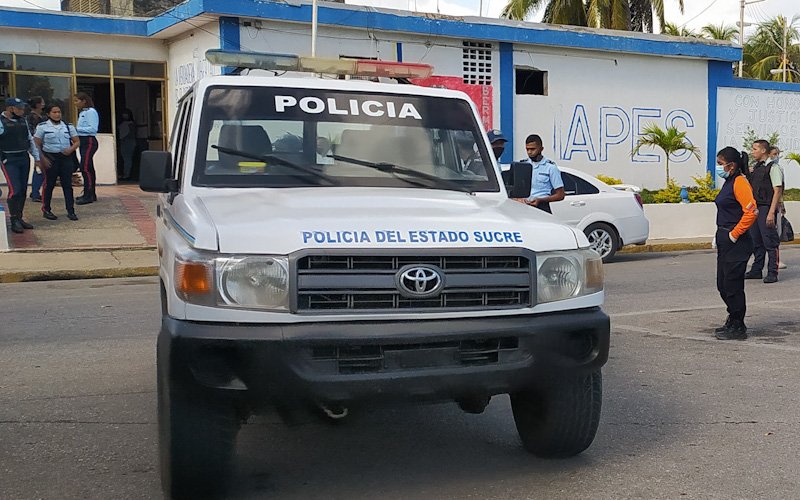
[158,351,240,499]
[511,370,602,458]
[584,223,618,262]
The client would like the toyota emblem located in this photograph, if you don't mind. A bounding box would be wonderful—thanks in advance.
[395,265,445,298]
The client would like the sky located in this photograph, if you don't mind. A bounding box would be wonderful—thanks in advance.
[0,0,795,34]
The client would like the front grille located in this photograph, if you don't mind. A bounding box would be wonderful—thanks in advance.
[311,337,520,374]
[295,252,533,313]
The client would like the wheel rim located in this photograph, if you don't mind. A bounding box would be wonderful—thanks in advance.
[588,229,613,258]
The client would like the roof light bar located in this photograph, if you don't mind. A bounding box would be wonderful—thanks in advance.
[205,50,434,79]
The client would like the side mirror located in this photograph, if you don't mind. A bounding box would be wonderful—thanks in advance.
[506,162,533,198]
[139,151,175,193]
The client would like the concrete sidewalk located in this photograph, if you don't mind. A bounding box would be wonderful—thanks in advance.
[0,184,795,282]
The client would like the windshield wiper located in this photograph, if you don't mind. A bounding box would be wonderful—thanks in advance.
[328,154,474,193]
[212,145,338,185]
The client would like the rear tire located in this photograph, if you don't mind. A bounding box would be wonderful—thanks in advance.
[584,223,618,262]
[511,370,602,458]
[158,350,240,499]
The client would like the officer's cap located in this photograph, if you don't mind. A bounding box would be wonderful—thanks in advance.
[487,129,507,144]
[5,97,26,108]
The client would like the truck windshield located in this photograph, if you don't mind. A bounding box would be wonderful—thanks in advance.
[193,85,500,192]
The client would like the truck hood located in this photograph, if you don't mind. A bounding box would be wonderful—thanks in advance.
[191,188,580,254]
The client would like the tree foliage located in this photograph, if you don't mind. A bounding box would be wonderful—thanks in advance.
[631,123,701,186]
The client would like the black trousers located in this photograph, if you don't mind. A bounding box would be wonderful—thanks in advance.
[0,152,31,219]
[78,136,98,197]
[42,153,75,215]
[749,204,780,277]
[716,229,751,322]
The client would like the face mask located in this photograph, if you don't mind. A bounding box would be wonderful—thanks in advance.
[492,146,504,159]
[718,170,730,179]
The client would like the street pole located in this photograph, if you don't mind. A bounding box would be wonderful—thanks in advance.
[311,0,318,57]
[479,0,483,16]
[783,17,789,83]
[739,0,745,77]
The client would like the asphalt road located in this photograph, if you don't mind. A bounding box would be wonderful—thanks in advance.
[1,247,800,499]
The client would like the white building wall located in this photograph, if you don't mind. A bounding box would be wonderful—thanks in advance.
[716,87,800,189]
[0,28,166,62]
[511,46,709,190]
[167,22,222,127]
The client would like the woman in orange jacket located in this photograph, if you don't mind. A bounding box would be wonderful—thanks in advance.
[714,147,757,340]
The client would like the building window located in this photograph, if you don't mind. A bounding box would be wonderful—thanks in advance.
[113,60,165,79]
[462,41,492,86]
[76,58,110,75]
[0,54,11,71]
[515,68,547,95]
[15,55,72,73]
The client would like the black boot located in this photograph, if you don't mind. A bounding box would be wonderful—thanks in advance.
[10,217,24,233]
[714,316,732,334]
[19,219,34,229]
[715,319,747,340]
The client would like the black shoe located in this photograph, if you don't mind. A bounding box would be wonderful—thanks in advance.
[744,271,762,280]
[714,316,732,334]
[67,213,78,221]
[30,195,42,202]
[42,211,58,220]
[10,219,24,233]
[715,320,748,340]
[19,219,34,230]
[763,274,778,284]
[75,196,93,206]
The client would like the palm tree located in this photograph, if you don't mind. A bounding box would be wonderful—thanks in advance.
[501,0,683,33]
[786,152,800,167]
[663,22,700,38]
[743,16,800,81]
[701,23,738,42]
[631,124,701,186]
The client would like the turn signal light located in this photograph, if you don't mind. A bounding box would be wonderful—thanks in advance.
[175,261,213,299]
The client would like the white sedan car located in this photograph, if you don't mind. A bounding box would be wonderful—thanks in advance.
[549,167,649,261]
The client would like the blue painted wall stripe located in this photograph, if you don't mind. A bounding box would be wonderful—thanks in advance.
[0,9,146,35]
[706,61,729,179]
[499,42,515,164]
[219,16,241,75]
[396,42,403,62]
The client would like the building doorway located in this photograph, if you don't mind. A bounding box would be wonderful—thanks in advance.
[113,79,165,182]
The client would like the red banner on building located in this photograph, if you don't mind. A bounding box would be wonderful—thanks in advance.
[413,76,493,131]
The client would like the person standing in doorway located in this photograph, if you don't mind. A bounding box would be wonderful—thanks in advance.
[745,140,782,283]
[26,96,46,202]
[713,147,757,340]
[0,97,40,233]
[35,105,79,221]
[512,134,565,214]
[118,110,136,180]
[74,92,99,204]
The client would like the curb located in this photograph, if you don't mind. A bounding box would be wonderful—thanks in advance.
[619,242,712,254]
[0,266,159,284]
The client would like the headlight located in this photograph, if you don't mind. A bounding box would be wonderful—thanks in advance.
[174,253,290,311]
[217,257,289,310]
[536,249,603,303]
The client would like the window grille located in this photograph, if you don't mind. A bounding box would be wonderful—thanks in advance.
[462,41,492,86]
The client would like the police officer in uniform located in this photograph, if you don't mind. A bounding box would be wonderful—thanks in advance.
[512,134,564,213]
[0,97,41,233]
[34,105,80,221]
[74,92,99,205]
[714,147,757,340]
[745,140,782,283]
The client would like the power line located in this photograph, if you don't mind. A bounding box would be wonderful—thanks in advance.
[679,0,720,29]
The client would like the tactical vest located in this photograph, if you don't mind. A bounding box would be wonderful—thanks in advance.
[0,114,30,153]
[747,161,775,206]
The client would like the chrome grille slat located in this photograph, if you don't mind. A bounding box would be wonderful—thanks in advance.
[295,253,532,312]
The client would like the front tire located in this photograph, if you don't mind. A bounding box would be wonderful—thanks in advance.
[158,350,240,499]
[585,223,618,262]
[511,370,602,458]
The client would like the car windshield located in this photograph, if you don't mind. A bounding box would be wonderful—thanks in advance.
[193,85,500,192]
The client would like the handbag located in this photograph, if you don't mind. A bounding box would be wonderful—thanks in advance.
[781,216,794,242]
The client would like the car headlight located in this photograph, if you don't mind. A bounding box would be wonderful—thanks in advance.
[536,249,603,303]
[217,257,289,310]
[174,254,290,311]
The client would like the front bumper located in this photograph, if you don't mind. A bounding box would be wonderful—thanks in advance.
[160,308,610,407]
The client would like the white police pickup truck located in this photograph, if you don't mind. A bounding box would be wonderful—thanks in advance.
[141,50,610,499]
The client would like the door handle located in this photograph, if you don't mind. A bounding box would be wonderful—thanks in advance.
[570,201,586,207]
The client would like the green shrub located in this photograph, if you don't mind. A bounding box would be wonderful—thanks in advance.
[688,172,719,202]
[640,189,656,204]
[596,174,622,185]
[651,179,682,203]
[785,188,800,202]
